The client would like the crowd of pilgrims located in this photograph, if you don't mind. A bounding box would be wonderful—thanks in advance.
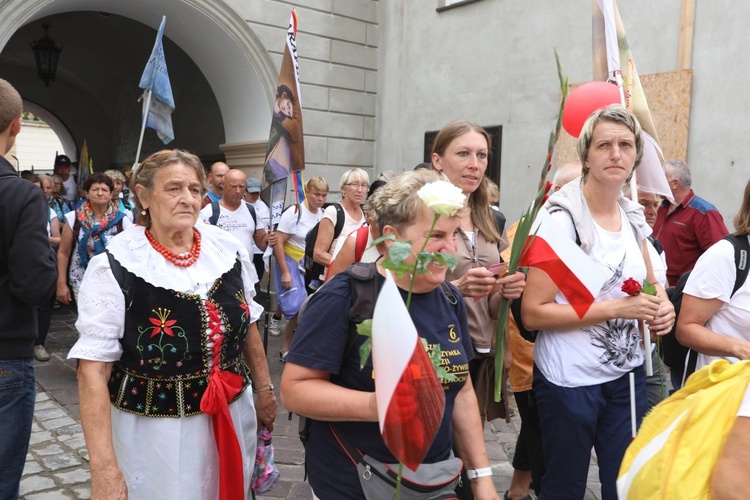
[19,107,750,499]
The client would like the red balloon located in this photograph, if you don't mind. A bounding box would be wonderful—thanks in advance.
[562,81,621,138]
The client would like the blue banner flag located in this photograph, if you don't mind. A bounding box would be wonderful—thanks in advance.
[139,16,175,144]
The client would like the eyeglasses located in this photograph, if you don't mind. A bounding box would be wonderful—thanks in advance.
[344,183,368,190]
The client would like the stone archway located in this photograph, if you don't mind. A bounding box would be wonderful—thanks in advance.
[0,0,277,169]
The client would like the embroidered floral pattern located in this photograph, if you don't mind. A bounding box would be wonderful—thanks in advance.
[136,308,191,371]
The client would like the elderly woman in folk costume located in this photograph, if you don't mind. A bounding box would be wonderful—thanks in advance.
[69,150,277,499]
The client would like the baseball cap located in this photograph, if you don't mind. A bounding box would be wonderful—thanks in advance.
[246,177,261,193]
[55,154,71,167]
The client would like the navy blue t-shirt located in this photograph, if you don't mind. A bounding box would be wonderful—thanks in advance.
[286,272,472,499]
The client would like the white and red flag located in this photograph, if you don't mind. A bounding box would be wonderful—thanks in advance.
[371,273,445,472]
[519,208,609,319]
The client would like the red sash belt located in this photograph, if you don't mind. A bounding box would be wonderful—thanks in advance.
[200,300,246,500]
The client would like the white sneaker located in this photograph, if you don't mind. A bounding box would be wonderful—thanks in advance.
[269,317,281,337]
[35,345,50,362]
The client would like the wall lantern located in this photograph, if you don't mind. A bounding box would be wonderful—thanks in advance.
[30,24,62,87]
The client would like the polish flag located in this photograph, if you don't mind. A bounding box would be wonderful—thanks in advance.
[371,272,445,472]
[519,208,609,318]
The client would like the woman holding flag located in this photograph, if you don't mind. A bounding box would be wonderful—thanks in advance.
[521,105,674,499]
[281,170,499,499]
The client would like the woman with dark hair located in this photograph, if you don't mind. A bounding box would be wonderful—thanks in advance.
[56,172,131,305]
[69,150,276,498]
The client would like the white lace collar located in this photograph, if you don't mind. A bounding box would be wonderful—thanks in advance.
[105,224,249,294]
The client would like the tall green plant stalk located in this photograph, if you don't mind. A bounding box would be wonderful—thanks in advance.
[493,52,569,402]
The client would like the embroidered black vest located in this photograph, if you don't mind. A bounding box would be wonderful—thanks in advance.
[108,259,253,418]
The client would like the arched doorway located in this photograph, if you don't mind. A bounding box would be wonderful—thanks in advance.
[0,0,276,170]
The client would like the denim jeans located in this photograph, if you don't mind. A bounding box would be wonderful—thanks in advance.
[0,358,35,500]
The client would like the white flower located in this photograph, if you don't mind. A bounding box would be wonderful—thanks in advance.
[417,180,466,217]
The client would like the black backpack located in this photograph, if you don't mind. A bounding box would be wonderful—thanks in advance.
[302,203,347,282]
[663,234,750,384]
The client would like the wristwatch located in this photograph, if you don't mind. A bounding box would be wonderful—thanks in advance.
[254,382,274,393]
[466,467,493,480]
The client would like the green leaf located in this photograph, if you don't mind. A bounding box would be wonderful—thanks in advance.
[371,234,395,246]
[356,319,372,338]
[642,284,657,296]
[435,252,458,271]
[415,251,433,275]
[358,338,372,371]
[388,241,412,268]
[423,339,457,383]
[356,319,373,370]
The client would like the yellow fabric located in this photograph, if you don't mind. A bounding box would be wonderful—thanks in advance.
[283,242,304,262]
[617,360,750,499]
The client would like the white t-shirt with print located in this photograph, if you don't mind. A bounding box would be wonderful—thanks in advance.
[277,203,323,251]
[534,207,649,387]
[684,237,750,370]
[199,202,257,255]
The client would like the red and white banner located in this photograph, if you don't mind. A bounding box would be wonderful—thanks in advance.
[519,208,609,319]
[371,273,445,472]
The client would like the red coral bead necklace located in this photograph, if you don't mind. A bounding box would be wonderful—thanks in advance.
[145,227,201,267]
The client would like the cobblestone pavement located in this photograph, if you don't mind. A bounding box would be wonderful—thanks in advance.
[25,304,603,499]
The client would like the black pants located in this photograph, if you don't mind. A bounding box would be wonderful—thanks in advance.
[512,389,545,496]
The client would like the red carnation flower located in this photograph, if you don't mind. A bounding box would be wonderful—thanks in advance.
[621,277,643,296]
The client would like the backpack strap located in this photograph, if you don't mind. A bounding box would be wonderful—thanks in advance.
[333,203,346,240]
[245,202,258,229]
[353,225,370,263]
[106,250,136,310]
[725,234,750,296]
[209,200,220,226]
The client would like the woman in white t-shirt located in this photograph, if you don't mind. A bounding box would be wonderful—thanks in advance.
[678,179,750,370]
[271,176,329,360]
[312,168,367,279]
[521,106,675,499]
